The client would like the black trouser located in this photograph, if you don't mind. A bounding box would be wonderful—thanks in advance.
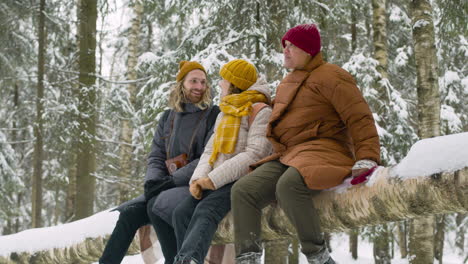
[172,183,233,264]
[99,196,177,264]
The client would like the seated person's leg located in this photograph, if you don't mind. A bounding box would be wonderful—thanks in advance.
[276,167,332,263]
[147,187,190,264]
[231,161,286,258]
[174,183,233,264]
[100,201,149,264]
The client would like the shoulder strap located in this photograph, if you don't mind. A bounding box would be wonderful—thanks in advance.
[206,105,220,128]
[248,103,269,128]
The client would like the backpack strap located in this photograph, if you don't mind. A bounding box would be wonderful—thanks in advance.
[248,103,269,128]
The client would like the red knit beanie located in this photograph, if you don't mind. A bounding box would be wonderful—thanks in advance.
[281,24,321,57]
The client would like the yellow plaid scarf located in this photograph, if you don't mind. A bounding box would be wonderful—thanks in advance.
[209,90,268,165]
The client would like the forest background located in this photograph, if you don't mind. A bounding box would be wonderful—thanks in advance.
[0,0,466,263]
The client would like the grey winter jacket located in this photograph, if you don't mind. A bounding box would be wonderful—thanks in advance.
[116,103,219,223]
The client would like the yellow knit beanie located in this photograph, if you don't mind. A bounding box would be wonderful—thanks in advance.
[176,60,206,82]
[219,59,257,90]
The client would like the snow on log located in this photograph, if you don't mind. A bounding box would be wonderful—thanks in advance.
[1,133,467,263]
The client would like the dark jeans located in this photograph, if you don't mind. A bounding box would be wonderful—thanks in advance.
[231,161,325,256]
[172,183,233,264]
[99,198,151,264]
[99,196,177,264]
[147,197,178,264]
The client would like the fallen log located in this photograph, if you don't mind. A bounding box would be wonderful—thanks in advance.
[1,133,467,264]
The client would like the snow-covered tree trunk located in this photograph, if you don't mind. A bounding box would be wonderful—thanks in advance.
[118,0,143,203]
[31,0,46,229]
[75,0,98,219]
[410,0,442,262]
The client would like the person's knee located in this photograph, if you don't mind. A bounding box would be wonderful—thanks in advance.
[276,172,302,205]
[231,178,251,205]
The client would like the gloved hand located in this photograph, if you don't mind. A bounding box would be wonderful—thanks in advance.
[350,166,378,185]
[144,178,175,201]
[190,180,203,200]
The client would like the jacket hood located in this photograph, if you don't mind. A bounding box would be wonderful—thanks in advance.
[246,78,272,104]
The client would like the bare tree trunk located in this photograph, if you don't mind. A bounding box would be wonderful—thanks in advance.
[455,213,466,254]
[410,0,441,139]
[118,0,143,203]
[350,3,358,53]
[349,228,359,259]
[65,153,77,222]
[264,239,289,264]
[373,224,391,264]
[288,237,299,264]
[409,1,441,263]
[397,221,408,258]
[409,216,435,263]
[372,0,389,79]
[75,0,98,220]
[32,0,46,228]
[434,215,445,264]
[317,0,329,60]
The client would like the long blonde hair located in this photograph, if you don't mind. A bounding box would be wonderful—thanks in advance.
[168,77,212,112]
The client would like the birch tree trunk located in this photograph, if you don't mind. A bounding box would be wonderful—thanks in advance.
[75,0,98,220]
[371,1,392,261]
[118,0,143,203]
[409,0,441,263]
[32,0,46,228]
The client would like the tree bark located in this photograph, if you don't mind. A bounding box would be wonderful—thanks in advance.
[373,224,391,264]
[350,3,358,53]
[397,221,408,258]
[32,0,46,228]
[455,213,466,254]
[2,167,466,263]
[349,228,359,259]
[410,0,441,139]
[118,0,143,203]
[372,0,389,79]
[409,1,442,263]
[264,239,289,264]
[288,237,299,264]
[75,0,98,220]
[434,215,445,263]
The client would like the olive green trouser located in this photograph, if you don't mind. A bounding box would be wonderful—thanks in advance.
[231,160,325,256]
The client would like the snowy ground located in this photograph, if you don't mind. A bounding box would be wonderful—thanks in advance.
[114,231,466,264]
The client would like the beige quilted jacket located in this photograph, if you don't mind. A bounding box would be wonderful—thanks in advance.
[190,79,273,189]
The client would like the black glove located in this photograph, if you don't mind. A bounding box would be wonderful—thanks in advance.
[144,178,175,201]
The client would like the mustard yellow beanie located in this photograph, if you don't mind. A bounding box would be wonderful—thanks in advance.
[176,60,206,82]
[219,59,257,90]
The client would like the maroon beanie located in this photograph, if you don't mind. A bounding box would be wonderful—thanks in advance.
[281,24,321,57]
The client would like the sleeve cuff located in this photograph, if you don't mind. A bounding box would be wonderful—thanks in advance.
[352,159,378,170]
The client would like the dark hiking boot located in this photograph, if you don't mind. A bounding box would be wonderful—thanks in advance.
[306,247,334,264]
[236,252,262,264]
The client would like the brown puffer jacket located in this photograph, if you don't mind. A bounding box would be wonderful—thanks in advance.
[251,52,380,190]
